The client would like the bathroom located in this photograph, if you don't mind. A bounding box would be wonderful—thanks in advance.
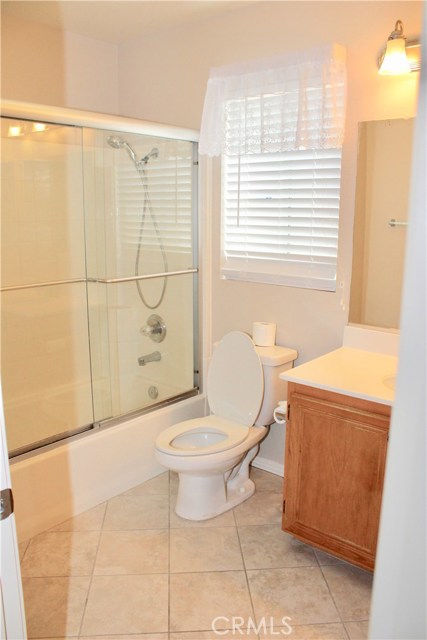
[0,1,425,639]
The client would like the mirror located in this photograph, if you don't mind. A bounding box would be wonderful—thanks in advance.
[349,118,414,329]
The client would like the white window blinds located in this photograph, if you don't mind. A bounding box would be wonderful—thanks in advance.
[199,44,346,291]
[222,148,342,290]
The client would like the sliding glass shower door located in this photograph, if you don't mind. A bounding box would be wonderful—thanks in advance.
[0,118,93,455]
[0,115,198,457]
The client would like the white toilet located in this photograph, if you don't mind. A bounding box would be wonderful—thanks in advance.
[155,331,297,520]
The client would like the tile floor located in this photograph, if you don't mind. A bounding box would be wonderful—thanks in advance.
[19,468,372,640]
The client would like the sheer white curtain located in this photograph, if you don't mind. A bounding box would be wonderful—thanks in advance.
[199,44,346,157]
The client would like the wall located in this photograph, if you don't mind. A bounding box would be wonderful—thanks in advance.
[1,13,119,114]
[118,0,422,471]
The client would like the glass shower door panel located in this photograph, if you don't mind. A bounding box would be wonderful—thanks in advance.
[0,118,93,455]
[108,274,196,417]
[1,284,94,456]
[84,128,198,422]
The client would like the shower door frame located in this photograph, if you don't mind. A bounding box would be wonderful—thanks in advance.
[0,99,201,457]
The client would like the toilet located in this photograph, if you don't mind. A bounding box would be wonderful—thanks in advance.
[155,331,297,520]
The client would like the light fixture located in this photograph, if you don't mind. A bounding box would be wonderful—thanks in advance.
[378,20,421,75]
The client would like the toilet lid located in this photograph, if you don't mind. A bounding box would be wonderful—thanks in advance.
[207,331,264,427]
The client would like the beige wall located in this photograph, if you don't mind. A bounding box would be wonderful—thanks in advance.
[118,0,422,365]
[1,14,119,114]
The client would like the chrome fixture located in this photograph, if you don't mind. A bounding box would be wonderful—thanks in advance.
[141,314,167,343]
[378,20,421,75]
[388,218,408,228]
[107,134,167,309]
[138,351,162,366]
[148,386,159,399]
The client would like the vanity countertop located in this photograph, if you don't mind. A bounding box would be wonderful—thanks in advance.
[280,346,398,406]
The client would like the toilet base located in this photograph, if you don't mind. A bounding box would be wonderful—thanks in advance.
[174,445,259,521]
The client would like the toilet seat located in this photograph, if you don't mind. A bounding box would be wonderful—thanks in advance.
[155,415,250,456]
[156,332,264,457]
[207,331,264,426]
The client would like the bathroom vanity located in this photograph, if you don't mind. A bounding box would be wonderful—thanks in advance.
[280,344,397,571]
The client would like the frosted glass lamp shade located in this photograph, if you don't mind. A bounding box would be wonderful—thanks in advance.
[379,37,411,75]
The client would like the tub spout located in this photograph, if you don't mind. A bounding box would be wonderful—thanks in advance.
[138,351,161,366]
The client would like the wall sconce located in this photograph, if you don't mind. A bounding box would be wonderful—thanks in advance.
[378,20,421,75]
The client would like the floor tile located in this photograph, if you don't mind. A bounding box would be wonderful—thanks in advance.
[247,566,341,626]
[122,472,169,496]
[238,524,317,570]
[250,467,284,492]
[233,491,283,526]
[169,571,254,632]
[321,564,373,621]
[21,531,100,577]
[170,527,243,573]
[259,622,347,639]
[314,548,348,566]
[22,576,90,638]
[94,529,169,575]
[49,503,107,532]
[170,630,258,639]
[344,620,370,639]
[103,495,169,530]
[80,574,169,636]
[81,635,168,639]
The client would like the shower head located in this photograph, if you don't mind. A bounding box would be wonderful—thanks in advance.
[107,135,125,149]
[107,135,138,164]
[107,136,159,166]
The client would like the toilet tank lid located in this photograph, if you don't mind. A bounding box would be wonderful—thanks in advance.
[255,345,298,366]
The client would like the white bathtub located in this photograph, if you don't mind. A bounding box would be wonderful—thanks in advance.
[11,393,205,541]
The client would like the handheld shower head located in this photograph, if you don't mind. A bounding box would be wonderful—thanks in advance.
[107,135,138,164]
[107,135,125,149]
[107,136,159,167]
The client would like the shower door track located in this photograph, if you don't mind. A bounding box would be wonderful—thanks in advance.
[0,269,198,292]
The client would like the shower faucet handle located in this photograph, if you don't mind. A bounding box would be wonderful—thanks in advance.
[140,314,167,343]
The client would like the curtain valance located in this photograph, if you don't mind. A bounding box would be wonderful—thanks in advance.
[199,44,346,157]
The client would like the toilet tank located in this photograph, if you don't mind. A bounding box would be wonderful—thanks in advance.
[254,345,298,426]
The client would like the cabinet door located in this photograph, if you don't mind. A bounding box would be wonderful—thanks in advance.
[283,386,389,570]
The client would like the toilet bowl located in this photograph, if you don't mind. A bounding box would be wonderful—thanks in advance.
[155,331,297,520]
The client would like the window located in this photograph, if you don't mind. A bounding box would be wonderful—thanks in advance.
[222,148,342,290]
[199,45,346,291]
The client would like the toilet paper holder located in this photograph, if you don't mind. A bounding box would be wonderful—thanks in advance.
[273,400,288,424]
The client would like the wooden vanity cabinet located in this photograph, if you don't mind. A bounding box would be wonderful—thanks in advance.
[282,383,391,571]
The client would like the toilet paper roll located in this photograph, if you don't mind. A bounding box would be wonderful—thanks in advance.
[252,322,276,347]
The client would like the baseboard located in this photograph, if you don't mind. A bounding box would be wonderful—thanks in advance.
[252,455,284,477]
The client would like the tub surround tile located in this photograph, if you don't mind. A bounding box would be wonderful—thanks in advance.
[247,566,341,626]
[94,529,169,575]
[49,503,107,532]
[170,527,244,573]
[238,524,317,570]
[169,571,254,633]
[103,495,169,530]
[21,531,100,577]
[321,564,373,621]
[233,491,283,526]
[80,574,169,636]
[22,576,90,638]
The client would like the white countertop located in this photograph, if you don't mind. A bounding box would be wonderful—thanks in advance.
[280,347,398,406]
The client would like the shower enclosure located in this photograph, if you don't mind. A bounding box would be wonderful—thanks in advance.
[0,103,199,458]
